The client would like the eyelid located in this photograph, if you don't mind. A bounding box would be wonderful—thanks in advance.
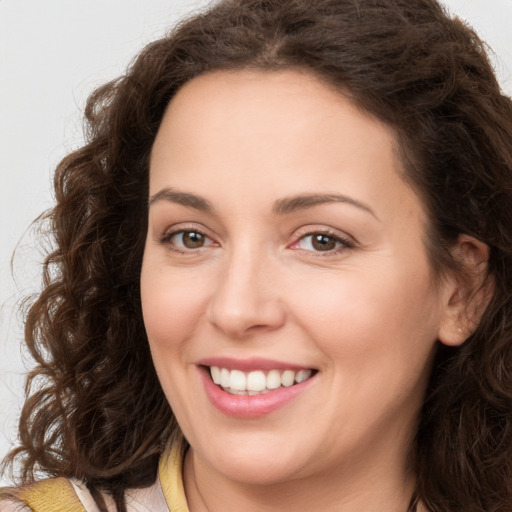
[159,221,211,239]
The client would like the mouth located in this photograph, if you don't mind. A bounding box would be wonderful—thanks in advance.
[199,360,318,418]
[207,366,316,396]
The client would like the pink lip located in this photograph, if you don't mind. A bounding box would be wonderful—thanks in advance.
[199,356,312,372]
[199,365,316,419]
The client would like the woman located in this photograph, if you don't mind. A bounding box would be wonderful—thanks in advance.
[1,0,511,511]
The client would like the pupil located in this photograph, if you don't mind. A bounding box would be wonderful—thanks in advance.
[183,231,204,248]
[312,234,335,251]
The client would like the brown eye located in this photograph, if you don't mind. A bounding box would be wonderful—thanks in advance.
[295,232,352,254]
[311,234,337,251]
[180,231,206,248]
[167,230,214,250]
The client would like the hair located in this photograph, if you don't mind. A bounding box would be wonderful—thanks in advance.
[3,0,512,511]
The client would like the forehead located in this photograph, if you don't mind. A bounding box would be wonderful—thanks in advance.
[155,69,393,147]
[149,69,423,226]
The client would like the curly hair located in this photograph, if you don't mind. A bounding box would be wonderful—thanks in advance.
[3,0,512,511]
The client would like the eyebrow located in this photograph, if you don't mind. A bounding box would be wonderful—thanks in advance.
[149,188,377,219]
[149,188,214,212]
[272,193,378,219]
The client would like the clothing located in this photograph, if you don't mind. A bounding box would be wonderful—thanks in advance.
[0,440,188,512]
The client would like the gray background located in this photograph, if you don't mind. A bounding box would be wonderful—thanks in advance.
[1,0,511,485]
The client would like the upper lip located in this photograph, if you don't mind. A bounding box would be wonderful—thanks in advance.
[198,357,315,372]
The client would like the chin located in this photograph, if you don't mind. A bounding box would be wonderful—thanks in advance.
[215,457,303,486]
[193,433,312,485]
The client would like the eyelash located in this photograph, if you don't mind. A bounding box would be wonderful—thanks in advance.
[160,227,355,256]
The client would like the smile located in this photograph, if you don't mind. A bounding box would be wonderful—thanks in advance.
[209,366,313,395]
[200,360,318,418]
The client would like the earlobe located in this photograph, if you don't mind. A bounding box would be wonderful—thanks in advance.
[437,235,493,347]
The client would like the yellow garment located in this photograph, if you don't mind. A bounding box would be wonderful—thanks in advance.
[159,437,189,512]
[3,478,86,512]
[0,440,189,512]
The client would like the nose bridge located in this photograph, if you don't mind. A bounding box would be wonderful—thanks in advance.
[206,241,285,337]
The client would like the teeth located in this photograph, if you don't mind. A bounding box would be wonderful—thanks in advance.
[266,369,281,390]
[247,370,266,391]
[209,366,313,395]
[281,370,295,387]
[220,368,230,388]
[295,369,311,383]
[229,370,246,391]
[211,366,221,385]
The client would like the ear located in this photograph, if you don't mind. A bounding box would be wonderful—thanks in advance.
[437,234,493,347]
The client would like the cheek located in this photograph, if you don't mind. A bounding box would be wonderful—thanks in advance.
[140,262,208,352]
[290,262,442,364]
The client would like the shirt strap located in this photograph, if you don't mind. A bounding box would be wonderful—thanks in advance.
[158,434,189,512]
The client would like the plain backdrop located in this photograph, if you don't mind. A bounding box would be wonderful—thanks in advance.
[1,0,511,485]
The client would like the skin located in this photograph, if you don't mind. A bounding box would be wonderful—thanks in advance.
[140,69,463,512]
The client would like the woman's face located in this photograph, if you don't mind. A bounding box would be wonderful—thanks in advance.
[141,70,453,485]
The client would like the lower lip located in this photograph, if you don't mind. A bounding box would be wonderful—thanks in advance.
[200,368,315,419]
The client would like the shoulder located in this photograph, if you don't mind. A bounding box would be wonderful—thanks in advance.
[0,487,31,512]
[0,499,31,512]
[0,478,88,512]
[1,476,171,512]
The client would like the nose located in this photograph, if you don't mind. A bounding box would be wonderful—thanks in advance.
[206,249,287,339]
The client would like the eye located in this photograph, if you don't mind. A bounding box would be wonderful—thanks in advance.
[164,230,215,250]
[293,231,354,253]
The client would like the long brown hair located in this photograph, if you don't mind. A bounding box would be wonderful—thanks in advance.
[3,1,512,511]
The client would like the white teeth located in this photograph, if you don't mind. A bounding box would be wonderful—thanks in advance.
[247,370,266,391]
[295,369,312,383]
[266,369,281,389]
[230,389,246,395]
[281,370,295,387]
[209,366,314,394]
[229,370,246,391]
[210,366,221,385]
[220,368,230,388]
